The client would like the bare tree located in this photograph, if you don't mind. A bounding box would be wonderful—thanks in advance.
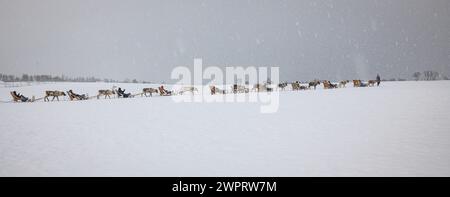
[423,71,440,81]
[413,72,421,81]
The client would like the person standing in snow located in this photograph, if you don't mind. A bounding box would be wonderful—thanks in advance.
[376,74,381,86]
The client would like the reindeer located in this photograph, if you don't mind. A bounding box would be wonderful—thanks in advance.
[278,82,288,91]
[179,87,198,95]
[44,91,66,102]
[232,84,249,94]
[353,80,362,87]
[308,80,321,90]
[142,88,158,97]
[97,89,116,99]
[339,80,350,88]
[252,83,268,92]
[291,81,301,91]
[291,81,307,91]
[252,84,260,92]
[367,80,377,87]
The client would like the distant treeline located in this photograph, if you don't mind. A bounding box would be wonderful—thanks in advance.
[377,70,448,82]
[0,73,153,84]
[1,71,448,84]
[412,70,448,81]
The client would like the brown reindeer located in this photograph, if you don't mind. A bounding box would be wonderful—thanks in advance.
[353,80,362,87]
[291,81,308,91]
[323,81,331,89]
[142,88,158,97]
[308,80,321,90]
[97,89,115,99]
[44,91,66,102]
[339,80,350,88]
[367,80,376,87]
[291,81,301,91]
[252,83,268,92]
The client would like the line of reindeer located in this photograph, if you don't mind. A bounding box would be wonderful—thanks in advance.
[38,86,187,102]
[13,79,380,102]
[213,79,379,95]
[275,79,379,92]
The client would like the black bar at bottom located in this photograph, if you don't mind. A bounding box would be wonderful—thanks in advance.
[0,177,447,196]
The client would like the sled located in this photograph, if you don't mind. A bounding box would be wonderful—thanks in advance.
[10,92,21,102]
[10,92,37,103]
[67,91,89,101]
[323,81,337,89]
[158,87,172,96]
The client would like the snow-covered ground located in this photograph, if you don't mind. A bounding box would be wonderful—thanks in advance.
[0,81,449,176]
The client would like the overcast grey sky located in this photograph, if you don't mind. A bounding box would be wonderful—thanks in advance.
[0,0,449,82]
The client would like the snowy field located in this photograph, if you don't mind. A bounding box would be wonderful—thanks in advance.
[0,81,449,176]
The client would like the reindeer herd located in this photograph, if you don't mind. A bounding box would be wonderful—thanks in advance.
[9,79,380,103]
